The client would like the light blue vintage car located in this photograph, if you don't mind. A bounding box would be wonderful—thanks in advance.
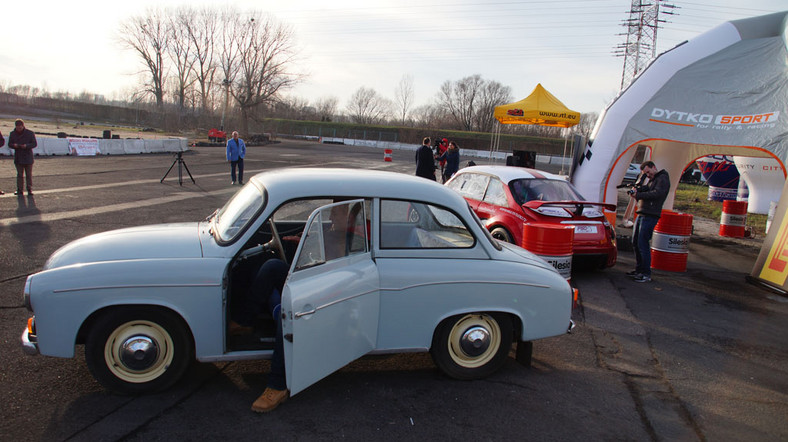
[21,168,574,395]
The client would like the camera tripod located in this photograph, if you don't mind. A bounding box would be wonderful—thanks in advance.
[161,151,196,186]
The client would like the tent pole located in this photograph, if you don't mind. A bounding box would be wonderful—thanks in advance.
[560,129,568,175]
[489,122,501,164]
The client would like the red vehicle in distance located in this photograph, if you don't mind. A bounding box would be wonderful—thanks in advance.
[446,165,617,268]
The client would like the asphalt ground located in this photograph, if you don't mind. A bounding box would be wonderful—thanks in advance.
[1,140,786,441]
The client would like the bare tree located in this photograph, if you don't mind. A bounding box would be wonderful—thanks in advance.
[315,96,339,121]
[345,87,391,125]
[473,80,512,133]
[411,104,444,128]
[437,74,484,131]
[185,7,219,112]
[167,7,197,111]
[215,7,244,130]
[577,112,599,139]
[118,8,169,107]
[394,74,414,125]
[227,12,301,135]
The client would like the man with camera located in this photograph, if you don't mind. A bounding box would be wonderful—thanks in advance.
[627,161,670,283]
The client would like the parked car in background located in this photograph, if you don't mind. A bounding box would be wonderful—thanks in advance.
[21,168,575,396]
[445,165,617,268]
[623,163,641,184]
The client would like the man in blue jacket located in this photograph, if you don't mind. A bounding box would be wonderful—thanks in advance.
[226,131,246,185]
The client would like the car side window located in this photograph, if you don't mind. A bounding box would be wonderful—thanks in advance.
[450,173,488,201]
[294,200,368,271]
[483,178,508,207]
[380,199,474,249]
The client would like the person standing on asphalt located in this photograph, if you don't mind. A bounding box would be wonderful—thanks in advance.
[627,160,670,283]
[0,129,4,195]
[437,138,448,181]
[437,141,460,182]
[226,131,246,185]
[415,136,436,180]
[9,119,37,195]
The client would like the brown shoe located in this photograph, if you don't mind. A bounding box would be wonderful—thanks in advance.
[251,387,289,413]
[228,320,253,336]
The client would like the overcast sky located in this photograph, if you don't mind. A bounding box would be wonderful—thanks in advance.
[0,0,785,114]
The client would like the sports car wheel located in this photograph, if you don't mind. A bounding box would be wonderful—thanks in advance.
[430,313,513,380]
[490,227,514,244]
[85,307,193,395]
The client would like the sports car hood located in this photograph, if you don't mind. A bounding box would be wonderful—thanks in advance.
[44,223,202,270]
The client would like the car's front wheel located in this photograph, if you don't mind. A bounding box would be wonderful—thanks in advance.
[85,307,193,395]
[430,313,513,380]
[490,227,514,244]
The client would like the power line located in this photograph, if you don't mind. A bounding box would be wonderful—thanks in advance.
[615,0,678,89]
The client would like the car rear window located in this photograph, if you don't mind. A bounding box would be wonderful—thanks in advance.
[509,178,584,205]
[447,173,489,201]
[379,200,475,249]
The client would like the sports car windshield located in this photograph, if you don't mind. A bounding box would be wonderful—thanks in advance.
[509,178,585,205]
[213,183,266,243]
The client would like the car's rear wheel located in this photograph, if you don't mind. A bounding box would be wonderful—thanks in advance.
[85,307,193,395]
[430,312,513,380]
[490,227,514,244]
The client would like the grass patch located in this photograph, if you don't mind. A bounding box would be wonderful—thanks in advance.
[672,183,769,235]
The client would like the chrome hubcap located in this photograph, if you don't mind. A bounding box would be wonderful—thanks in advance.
[105,320,174,383]
[460,326,491,357]
[119,335,159,371]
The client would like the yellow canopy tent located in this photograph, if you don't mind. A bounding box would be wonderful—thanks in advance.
[491,83,580,173]
[494,83,580,127]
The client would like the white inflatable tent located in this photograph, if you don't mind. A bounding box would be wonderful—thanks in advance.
[572,11,788,223]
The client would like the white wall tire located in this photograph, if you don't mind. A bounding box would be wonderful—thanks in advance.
[431,313,513,380]
[85,307,193,395]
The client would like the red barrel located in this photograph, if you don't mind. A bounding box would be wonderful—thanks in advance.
[522,223,574,279]
[651,210,693,272]
[719,200,747,237]
[384,149,393,162]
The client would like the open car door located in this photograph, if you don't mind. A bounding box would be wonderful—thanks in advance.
[281,199,380,395]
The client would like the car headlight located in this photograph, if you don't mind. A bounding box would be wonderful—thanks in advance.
[23,276,32,311]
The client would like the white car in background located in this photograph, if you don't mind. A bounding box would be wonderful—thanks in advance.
[22,168,575,396]
[623,163,641,184]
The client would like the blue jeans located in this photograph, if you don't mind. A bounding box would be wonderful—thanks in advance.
[230,158,244,183]
[233,258,288,390]
[633,215,660,276]
[268,288,286,390]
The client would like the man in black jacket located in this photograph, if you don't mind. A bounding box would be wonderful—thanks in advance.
[9,119,37,195]
[415,137,436,180]
[628,161,670,283]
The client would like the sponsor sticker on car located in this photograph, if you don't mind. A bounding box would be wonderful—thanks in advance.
[573,225,597,234]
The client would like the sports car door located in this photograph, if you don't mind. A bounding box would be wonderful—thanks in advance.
[281,200,380,395]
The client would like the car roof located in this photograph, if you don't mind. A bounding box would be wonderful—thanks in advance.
[454,165,566,184]
[252,167,469,208]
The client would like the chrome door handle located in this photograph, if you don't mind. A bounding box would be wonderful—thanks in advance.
[294,308,316,318]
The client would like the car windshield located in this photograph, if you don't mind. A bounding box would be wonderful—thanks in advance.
[509,178,584,205]
[213,183,266,243]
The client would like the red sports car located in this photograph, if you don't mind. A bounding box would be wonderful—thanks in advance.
[446,165,617,268]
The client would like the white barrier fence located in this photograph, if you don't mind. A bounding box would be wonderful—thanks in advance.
[320,137,571,166]
[0,137,189,156]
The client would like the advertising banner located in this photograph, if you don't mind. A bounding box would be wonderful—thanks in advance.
[68,138,100,156]
[750,176,788,294]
